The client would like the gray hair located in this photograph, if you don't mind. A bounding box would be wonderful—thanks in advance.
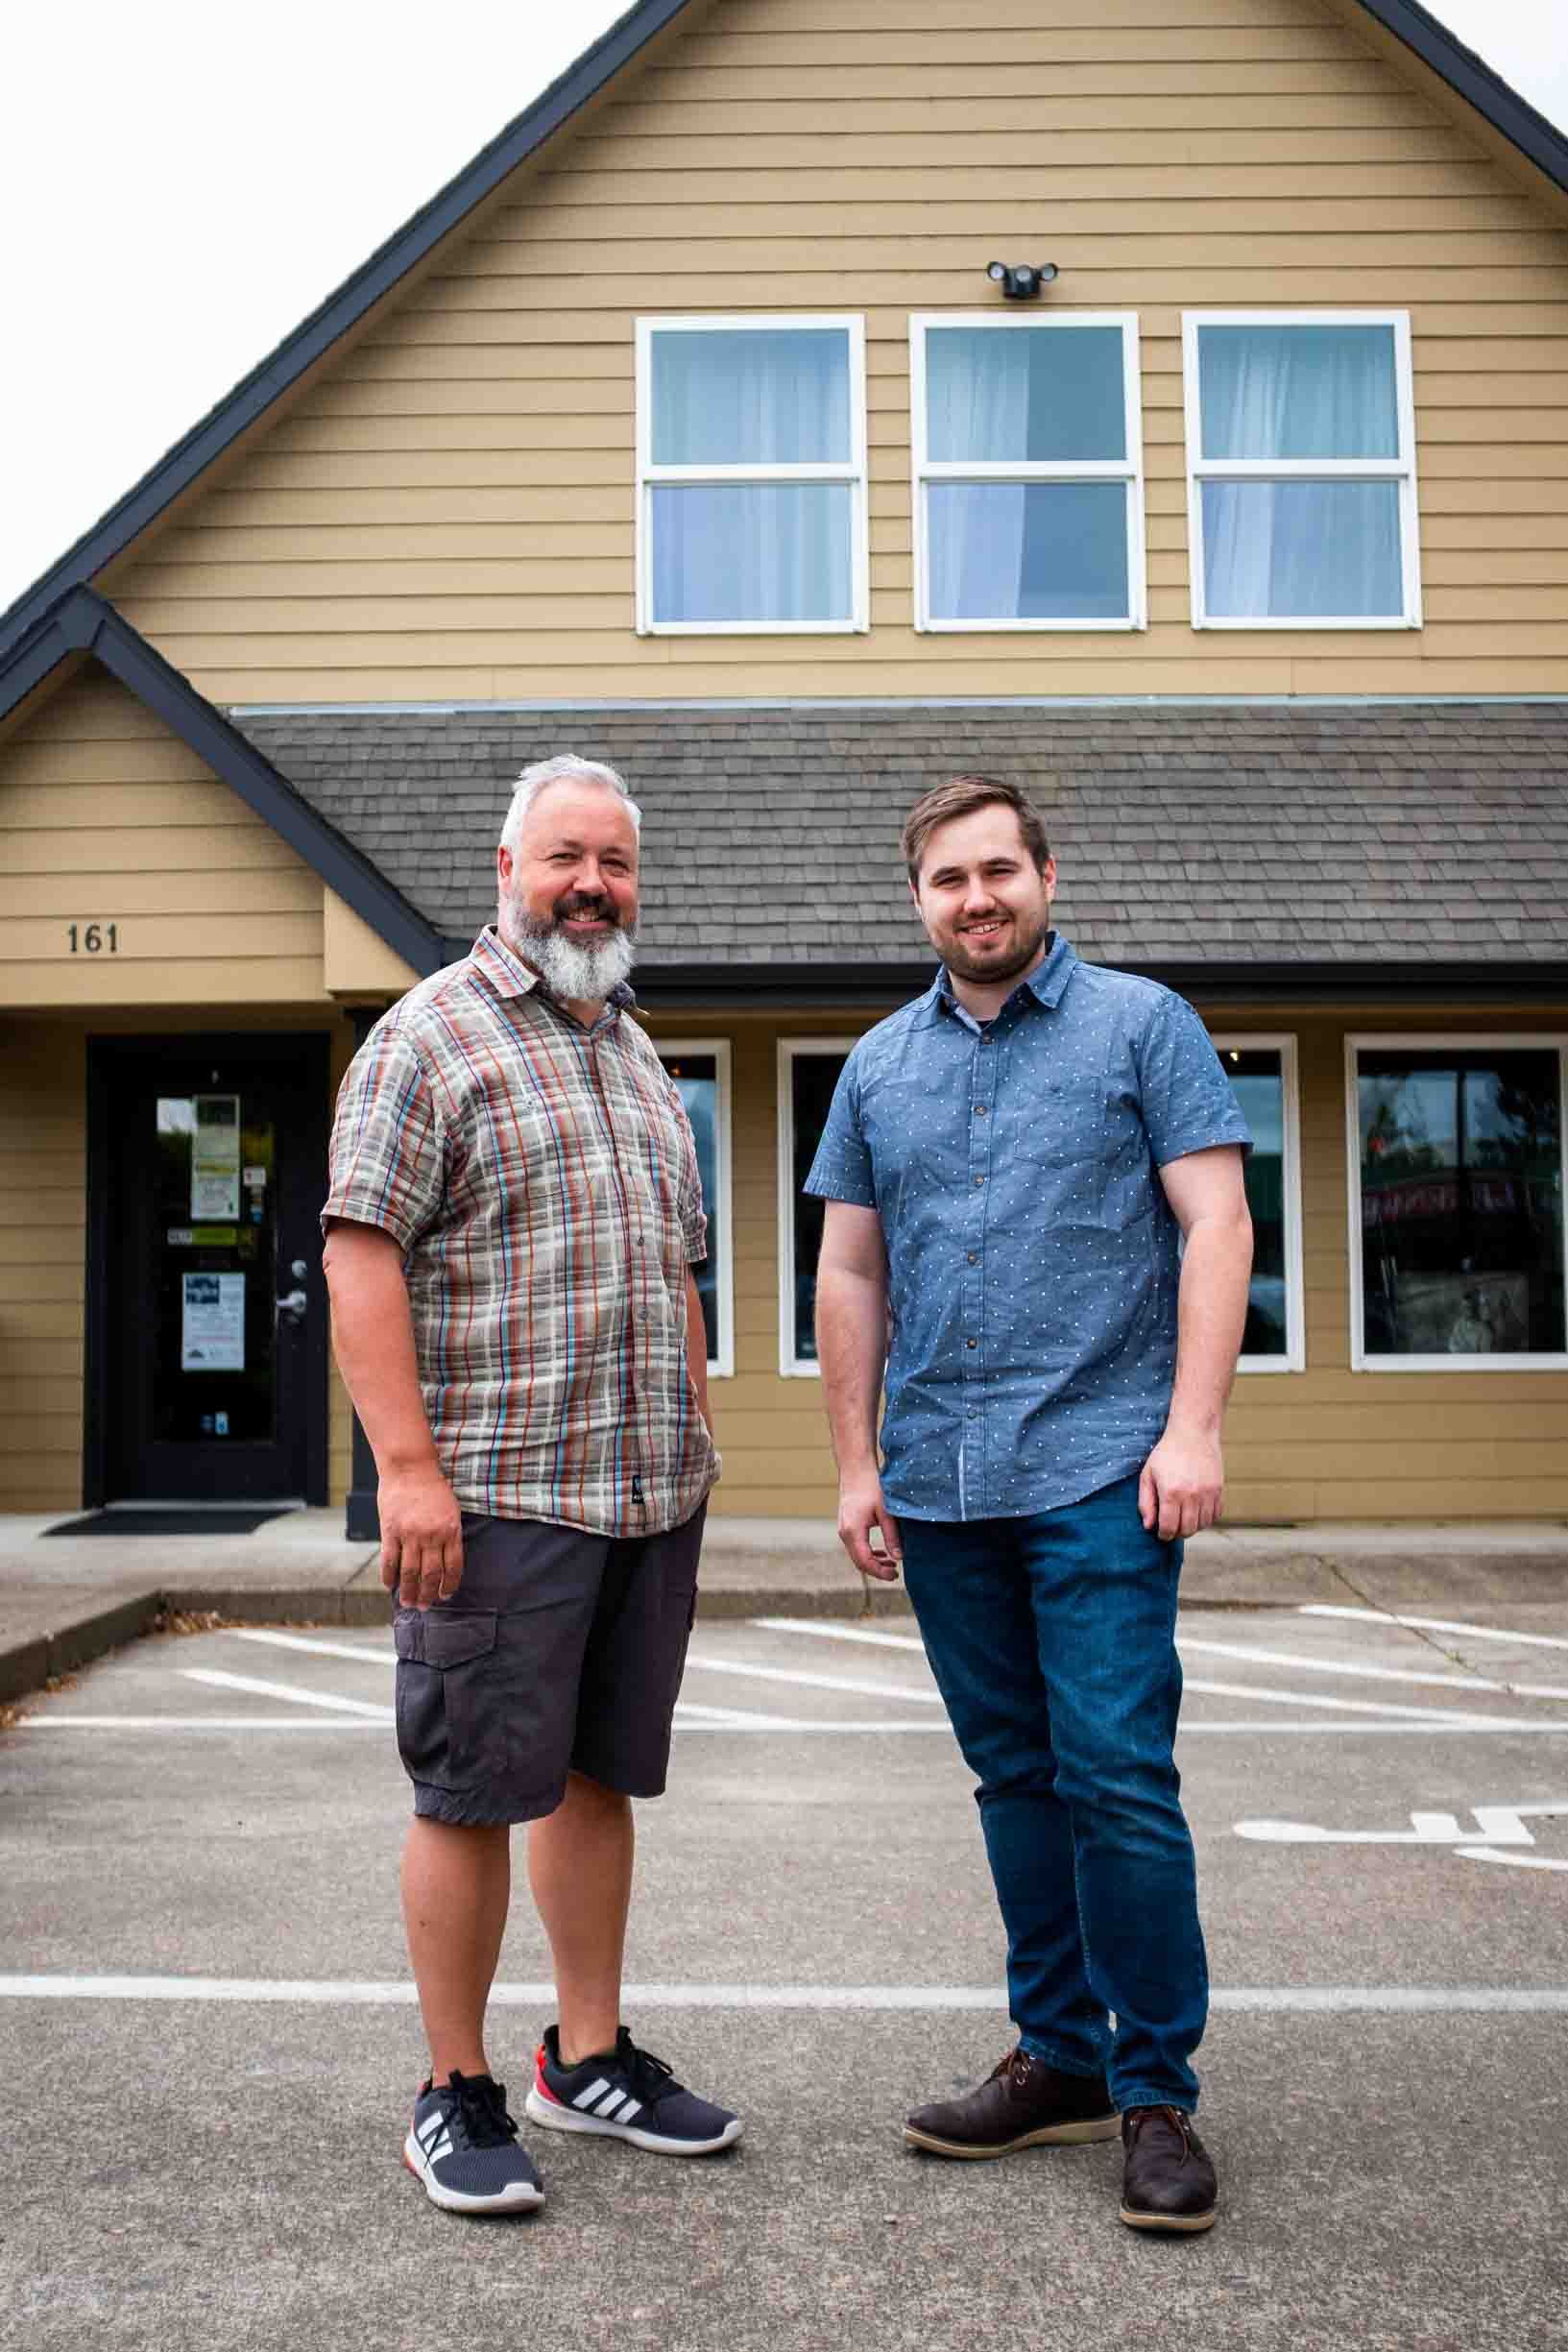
[499,753,641,853]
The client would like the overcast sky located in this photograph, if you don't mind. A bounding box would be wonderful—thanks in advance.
[3,0,1564,616]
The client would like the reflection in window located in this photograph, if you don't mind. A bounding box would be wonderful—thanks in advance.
[913,315,1144,628]
[1356,1047,1565,1360]
[785,1048,849,1368]
[1218,1047,1291,1360]
[639,318,866,630]
[659,1051,724,1369]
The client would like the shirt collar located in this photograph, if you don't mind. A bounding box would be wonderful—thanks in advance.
[469,927,637,1026]
[929,930,1077,1022]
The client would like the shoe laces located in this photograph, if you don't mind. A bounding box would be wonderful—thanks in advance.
[447,2071,519,2149]
[615,2030,680,2103]
[1126,2103,1192,2153]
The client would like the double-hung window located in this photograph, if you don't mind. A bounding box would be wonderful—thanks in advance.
[1214,1035,1305,1372]
[656,1040,734,1378]
[636,316,867,633]
[910,314,1146,630]
[1183,311,1420,627]
[1347,1036,1567,1370]
[777,1038,855,1376]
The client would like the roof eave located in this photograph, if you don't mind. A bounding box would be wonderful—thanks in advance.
[2,590,446,978]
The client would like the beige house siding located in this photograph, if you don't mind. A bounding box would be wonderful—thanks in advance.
[101,0,1568,704]
[0,1024,86,1511]
[646,1005,1568,1526]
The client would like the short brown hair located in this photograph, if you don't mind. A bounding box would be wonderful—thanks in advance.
[901,774,1051,885]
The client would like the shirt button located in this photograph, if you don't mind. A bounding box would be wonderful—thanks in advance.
[967,1252,977,1265]
[975,1105,988,1116]
[974,1175,984,1187]
[966,1338,977,1349]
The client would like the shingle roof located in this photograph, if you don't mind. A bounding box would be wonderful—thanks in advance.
[230,699,1568,980]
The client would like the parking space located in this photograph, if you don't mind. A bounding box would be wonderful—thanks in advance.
[4,1600,1567,2351]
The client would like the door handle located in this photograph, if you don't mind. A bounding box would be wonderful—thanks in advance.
[276,1287,308,1325]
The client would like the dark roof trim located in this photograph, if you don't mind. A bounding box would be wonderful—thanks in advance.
[0,0,701,664]
[625,960,1568,1008]
[2,591,445,978]
[5,0,1565,670]
[1350,0,1568,198]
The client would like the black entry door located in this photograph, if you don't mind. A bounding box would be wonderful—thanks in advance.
[92,1035,330,1504]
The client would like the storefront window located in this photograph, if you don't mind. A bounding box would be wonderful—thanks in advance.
[657,1043,733,1374]
[1215,1040,1302,1368]
[1353,1042,1566,1365]
[779,1041,853,1373]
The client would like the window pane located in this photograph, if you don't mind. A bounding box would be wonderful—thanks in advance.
[929,481,1129,621]
[790,1053,848,1363]
[1219,1049,1289,1357]
[651,328,851,465]
[659,1053,719,1363]
[1197,323,1399,459]
[1202,479,1403,618]
[926,326,1126,462]
[651,483,853,625]
[1358,1049,1565,1357]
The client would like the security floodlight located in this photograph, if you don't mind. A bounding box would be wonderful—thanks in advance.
[986,261,1058,301]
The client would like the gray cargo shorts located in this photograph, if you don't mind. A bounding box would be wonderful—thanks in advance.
[391,1504,706,1826]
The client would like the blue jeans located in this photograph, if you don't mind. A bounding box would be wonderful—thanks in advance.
[898,1474,1207,2112]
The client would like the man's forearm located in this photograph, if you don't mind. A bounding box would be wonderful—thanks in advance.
[814,1261,888,1475]
[1166,1214,1252,1436]
[322,1228,440,1475]
[685,1271,711,1426]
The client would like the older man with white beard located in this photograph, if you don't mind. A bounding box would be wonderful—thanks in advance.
[323,753,737,2219]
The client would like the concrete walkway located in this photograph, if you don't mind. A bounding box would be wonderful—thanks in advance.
[1,1505,1563,1706]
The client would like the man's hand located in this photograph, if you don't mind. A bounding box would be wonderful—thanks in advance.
[836,1470,903,1583]
[378,1465,465,1609]
[1138,1427,1224,1542]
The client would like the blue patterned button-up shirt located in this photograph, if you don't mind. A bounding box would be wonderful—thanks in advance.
[804,934,1251,1522]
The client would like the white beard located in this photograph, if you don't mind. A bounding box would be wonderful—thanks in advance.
[504,909,637,1004]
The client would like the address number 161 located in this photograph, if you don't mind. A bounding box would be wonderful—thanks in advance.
[67,924,118,953]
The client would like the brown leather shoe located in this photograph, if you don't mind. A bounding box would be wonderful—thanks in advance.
[1119,2105,1218,2233]
[905,2047,1119,2159]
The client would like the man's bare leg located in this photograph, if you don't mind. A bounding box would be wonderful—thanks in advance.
[526,1771,634,2064]
[401,1818,512,2083]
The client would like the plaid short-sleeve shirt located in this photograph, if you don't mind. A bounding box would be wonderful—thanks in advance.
[323,927,718,1537]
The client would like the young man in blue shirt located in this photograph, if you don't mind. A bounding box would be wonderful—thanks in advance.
[807,775,1252,2235]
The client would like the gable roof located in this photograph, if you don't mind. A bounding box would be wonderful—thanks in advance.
[0,590,445,977]
[4,0,1568,669]
[231,698,1568,1002]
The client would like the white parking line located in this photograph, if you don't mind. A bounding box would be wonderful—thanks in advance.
[682,1654,945,1705]
[751,1618,928,1656]
[231,1630,390,1667]
[1179,1677,1545,1729]
[1299,1607,1568,1653]
[181,1668,392,1719]
[1177,1637,1568,1704]
[1,1973,1564,2013]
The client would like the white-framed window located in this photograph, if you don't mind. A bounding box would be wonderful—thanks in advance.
[1213,1034,1305,1373]
[635,315,868,634]
[777,1037,856,1377]
[909,312,1146,631]
[656,1039,735,1378]
[1346,1034,1567,1371]
[1183,310,1420,629]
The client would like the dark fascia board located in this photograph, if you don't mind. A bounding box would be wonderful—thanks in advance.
[0,0,702,665]
[2,589,446,978]
[1350,0,1568,197]
[4,0,1565,671]
[626,959,1568,1007]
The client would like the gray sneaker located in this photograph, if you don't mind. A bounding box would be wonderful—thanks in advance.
[403,2071,544,2215]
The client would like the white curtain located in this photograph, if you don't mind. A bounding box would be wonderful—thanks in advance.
[1199,325,1402,618]
[927,331,1032,619]
[651,330,850,622]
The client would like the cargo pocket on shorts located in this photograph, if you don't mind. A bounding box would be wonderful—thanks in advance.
[393,1609,499,1793]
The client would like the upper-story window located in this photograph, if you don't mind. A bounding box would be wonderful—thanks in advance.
[1183,311,1420,629]
[910,314,1146,630]
[636,316,868,634]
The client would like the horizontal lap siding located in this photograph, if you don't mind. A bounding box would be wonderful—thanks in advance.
[101,0,1568,702]
[0,672,329,1008]
[0,1030,86,1509]
[645,1007,1568,1525]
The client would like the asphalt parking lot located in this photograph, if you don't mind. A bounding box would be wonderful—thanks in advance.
[4,1599,1567,2352]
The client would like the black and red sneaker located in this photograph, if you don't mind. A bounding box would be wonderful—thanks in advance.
[525,2025,741,2156]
